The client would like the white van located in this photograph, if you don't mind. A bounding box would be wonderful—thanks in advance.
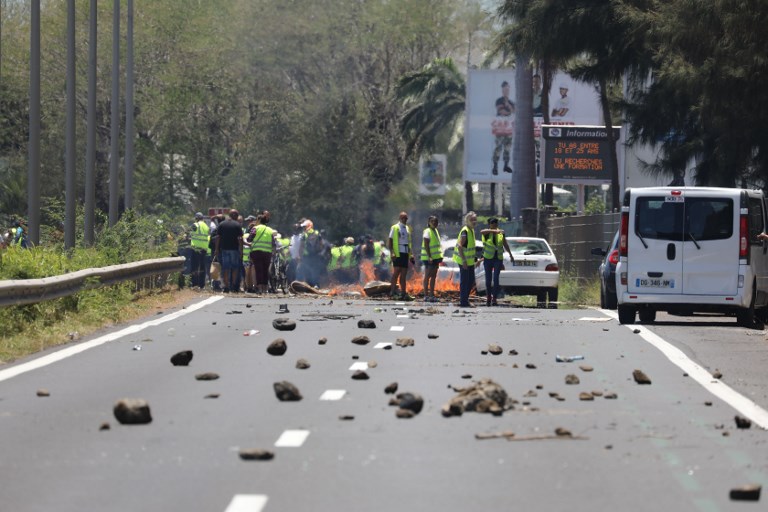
[615,187,768,326]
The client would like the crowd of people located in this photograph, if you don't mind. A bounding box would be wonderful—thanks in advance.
[180,208,513,308]
[0,218,30,250]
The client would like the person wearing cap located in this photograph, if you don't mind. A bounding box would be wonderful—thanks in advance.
[388,211,415,300]
[214,209,243,293]
[338,236,358,284]
[480,217,514,306]
[551,83,572,120]
[297,219,324,287]
[420,215,443,302]
[189,212,210,289]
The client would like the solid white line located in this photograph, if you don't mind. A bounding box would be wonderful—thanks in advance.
[389,326,405,331]
[319,389,346,401]
[274,429,310,447]
[0,295,224,383]
[602,309,768,429]
[224,494,268,512]
[349,362,368,371]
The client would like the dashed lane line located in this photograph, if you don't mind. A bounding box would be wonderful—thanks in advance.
[0,295,224,383]
[224,494,268,512]
[319,389,346,401]
[274,429,310,448]
[389,326,405,331]
[349,362,368,371]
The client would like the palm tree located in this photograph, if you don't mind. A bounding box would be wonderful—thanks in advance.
[496,0,654,211]
[395,57,468,207]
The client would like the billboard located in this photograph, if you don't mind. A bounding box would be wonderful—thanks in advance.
[541,125,621,183]
[464,69,604,184]
[418,154,447,195]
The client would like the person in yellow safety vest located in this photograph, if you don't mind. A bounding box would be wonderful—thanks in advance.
[453,211,479,308]
[327,245,342,273]
[247,213,276,294]
[189,212,210,289]
[337,237,358,284]
[242,215,257,292]
[480,217,514,306]
[420,215,444,302]
[388,211,415,301]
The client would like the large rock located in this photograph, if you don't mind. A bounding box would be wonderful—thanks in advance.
[267,339,288,356]
[273,381,302,401]
[113,398,153,425]
[442,378,514,417]
[170,350,193,366]
[357,319,377,329]
[351,336,371,345]
[272,318,297,331]
[395,392,424,414]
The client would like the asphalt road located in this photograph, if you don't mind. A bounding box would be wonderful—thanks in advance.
[1,294,767,512]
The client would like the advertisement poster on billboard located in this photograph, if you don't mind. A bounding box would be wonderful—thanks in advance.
[464,69,604,184]
[418,154,447,195]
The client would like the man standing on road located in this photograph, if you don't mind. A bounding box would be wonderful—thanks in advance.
[214,209,243,293]
[454,211,478,308]
[480,217,514,306]
[420,215,443,302]
[189,212,209,289]
[388,211,415,301]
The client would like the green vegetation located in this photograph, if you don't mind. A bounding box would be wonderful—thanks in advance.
[0,212,179,363]
[503,276,600,309]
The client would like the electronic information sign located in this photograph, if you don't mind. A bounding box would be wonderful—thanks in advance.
[541,125,621,184]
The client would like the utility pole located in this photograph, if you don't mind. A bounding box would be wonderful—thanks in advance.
[28,0,41,245]
[84,0,97,245]
[65,0,76,249]
[124,0,134,210]
[109,0,120,226]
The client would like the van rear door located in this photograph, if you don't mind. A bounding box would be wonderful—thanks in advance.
[680,193,738,295]
[627,193,685,294]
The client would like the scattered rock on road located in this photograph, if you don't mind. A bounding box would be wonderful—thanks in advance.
[579,365,593,372]
[272,318,296,331]
[239,449,274,461]
[351,370,370,380]
[488,344,503,355]
[730,484,761,501]
[273,381,302,401]
[295,358,311,369]
[442,378,514,417]
[396,409,415,419]
[113,398,153,425]
[632,369,652,385]
[195,372,220,381]
[427,333,439,339]
[357,319,376,329]
[267,339,288,356]
[735,415,752,429]
[395,392,424,414]
[713,370,723,379]
[579,392,594,401]
[170,350,193,366]
[396,337,415,348]
[318,337,328,345]
[565,374,580,385]
[36,389,50,397]
[384,382,398,394]
[351,336,370,345]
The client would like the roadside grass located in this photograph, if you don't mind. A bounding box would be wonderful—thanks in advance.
[502,275,601,309]
[0,285,202,364]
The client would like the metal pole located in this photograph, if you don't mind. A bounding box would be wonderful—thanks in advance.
[124,0,134,210]
[84,0,97,245]
[64,0,76,249]
[109,0,120,226]
[28,0,40,246]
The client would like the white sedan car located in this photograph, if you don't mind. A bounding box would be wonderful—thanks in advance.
[436,238,484,285]
[475,237,559,306]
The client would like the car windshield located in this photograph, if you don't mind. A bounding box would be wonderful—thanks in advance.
[635,196,733,241]
[508,240,550,254]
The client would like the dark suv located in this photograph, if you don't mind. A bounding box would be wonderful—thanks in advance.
[591,230,619,310]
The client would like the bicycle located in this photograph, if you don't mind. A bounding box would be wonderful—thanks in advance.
[269,246,289,294]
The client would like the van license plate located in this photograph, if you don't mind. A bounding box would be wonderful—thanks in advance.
[636,278,675,288]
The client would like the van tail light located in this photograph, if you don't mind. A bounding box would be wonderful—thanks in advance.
[619,212,629,257]
[739,214,748,258]
[608,249,619,265]
[545,264,559,272]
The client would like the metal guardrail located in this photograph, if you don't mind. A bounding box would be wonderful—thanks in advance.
[0,256,185,307]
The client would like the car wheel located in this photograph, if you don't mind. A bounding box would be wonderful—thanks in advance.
[638,309,656,323]
[737,283,757,328]
[605,289,618,310]
[599,286,606,309]
[618,305,636,325]
[547,287,558,309]
[536,290,547,308]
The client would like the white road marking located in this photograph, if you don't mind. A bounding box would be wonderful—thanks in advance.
[0,296,224,383]
[579,316,612,322]
[319,389,346,400]
[349,362,368,371]
[390,326,405,331]
[396,314,410,318]
[602,310,768,429]
[275,429,310,447]
[224,494,268,512]
[374,342,393,349]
